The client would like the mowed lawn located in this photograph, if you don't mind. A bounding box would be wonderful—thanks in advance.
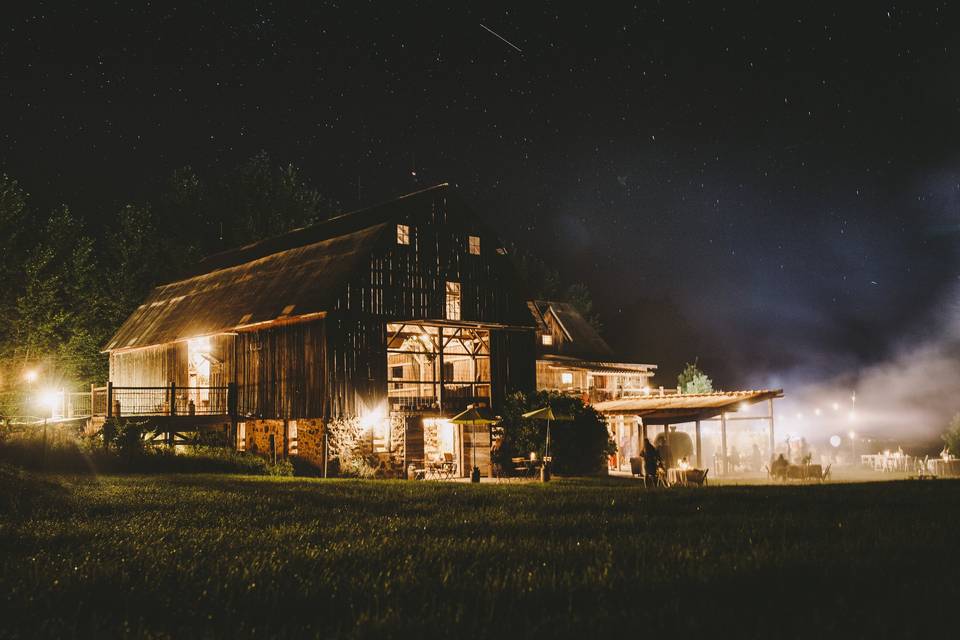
[2,474,959,638]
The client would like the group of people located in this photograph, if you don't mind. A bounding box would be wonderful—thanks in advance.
[712,443,768,473]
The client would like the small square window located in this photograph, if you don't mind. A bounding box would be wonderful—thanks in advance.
[397,224,410,245]
[561,372,574,385]
[468,235,480,255]
[541,334,553,346]
[445,281,461,320]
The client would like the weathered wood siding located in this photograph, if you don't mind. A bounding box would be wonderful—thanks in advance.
[234,321,326,419]
[326,192,535,416]
[325,317,387,419]
[109,343,188,387]
[491,329,537,407]
[461,424,492,477]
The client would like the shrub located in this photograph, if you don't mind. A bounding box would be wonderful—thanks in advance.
[494,391,615,476]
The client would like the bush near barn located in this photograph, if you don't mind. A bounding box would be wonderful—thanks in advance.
[493,391,615,475]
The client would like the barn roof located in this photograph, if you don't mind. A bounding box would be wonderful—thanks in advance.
[105,223,389,351]
[592,389,784,424]
[532,299,616,361]
[106,184,471,352]
[193,183,450,275]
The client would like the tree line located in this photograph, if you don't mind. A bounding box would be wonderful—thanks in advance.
[0,152,603,396]
[0,151,334,392]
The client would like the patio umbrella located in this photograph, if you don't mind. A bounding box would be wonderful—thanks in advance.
[521,406,572,481]
[450,405,501,483]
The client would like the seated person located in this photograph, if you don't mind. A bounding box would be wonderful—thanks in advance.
[770,453,789,479]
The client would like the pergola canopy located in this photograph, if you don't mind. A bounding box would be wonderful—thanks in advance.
[592,389,783,425]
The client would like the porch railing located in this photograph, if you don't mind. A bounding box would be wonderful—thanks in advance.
[104,384,232,417]
[388,382,491,414]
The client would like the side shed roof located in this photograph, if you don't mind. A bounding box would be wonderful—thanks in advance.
[592,389,784,424]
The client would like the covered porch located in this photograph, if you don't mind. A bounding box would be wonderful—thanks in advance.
[593,389,784,476]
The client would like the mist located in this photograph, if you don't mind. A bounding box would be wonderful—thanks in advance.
[768,286,960,448]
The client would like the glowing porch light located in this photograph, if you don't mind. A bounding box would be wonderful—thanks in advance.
[23,369,38,383]
[359,404,387,432]
[36,389,60,418]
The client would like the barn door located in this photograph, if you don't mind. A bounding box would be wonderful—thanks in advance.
[460,424,491,478]
[404,416,425,473]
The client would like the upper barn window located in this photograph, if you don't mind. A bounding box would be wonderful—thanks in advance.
[397,224,410,245]
[446,281,461,320]
[468,235,480,255]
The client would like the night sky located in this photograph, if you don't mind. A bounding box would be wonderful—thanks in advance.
[3,2,960,390]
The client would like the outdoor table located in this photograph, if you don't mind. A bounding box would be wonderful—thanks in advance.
[424,462,453,480]
[785,464,822,481]
[668,468,704,486]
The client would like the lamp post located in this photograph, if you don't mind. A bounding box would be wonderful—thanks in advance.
[849,430,856,464]
[37,390,59,465]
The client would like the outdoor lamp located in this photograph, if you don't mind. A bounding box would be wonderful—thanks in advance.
[38,390,60,417]
[23,369,38,383]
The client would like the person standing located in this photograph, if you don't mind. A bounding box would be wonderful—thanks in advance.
[642,438,661,482]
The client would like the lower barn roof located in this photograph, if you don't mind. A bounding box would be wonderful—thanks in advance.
[592,389,784,424]
[105,224,388,351]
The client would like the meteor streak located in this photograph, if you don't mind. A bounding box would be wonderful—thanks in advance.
[480,23,523,53]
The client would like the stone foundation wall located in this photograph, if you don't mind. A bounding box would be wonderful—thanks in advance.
[237,413,430,478]
[245,419,285,460]
[295,418,325,469]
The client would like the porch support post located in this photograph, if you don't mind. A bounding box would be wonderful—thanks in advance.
[767,397,776,463]
[720,410,728,475]
[437,327,444,413]
[663,423,669,467]
[695,419,702,468]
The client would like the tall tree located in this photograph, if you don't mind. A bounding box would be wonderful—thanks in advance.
[510,247,603,334]
[105,204,163,326]
[0,175,32,365]
[15,206,106,384]
[563,282,603,334]
[210,151,336,251]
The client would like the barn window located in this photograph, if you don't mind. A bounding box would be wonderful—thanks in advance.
[541,334,553,346]
[445,281,461,320]
[561,372,574,385]
[468,235,480,255]
[386,323,491,413]
[397,224,410,245]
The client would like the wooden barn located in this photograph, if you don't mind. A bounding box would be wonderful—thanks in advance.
[103,184,536,477]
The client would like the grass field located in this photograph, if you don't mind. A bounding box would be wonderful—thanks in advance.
[2,472,959,638]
